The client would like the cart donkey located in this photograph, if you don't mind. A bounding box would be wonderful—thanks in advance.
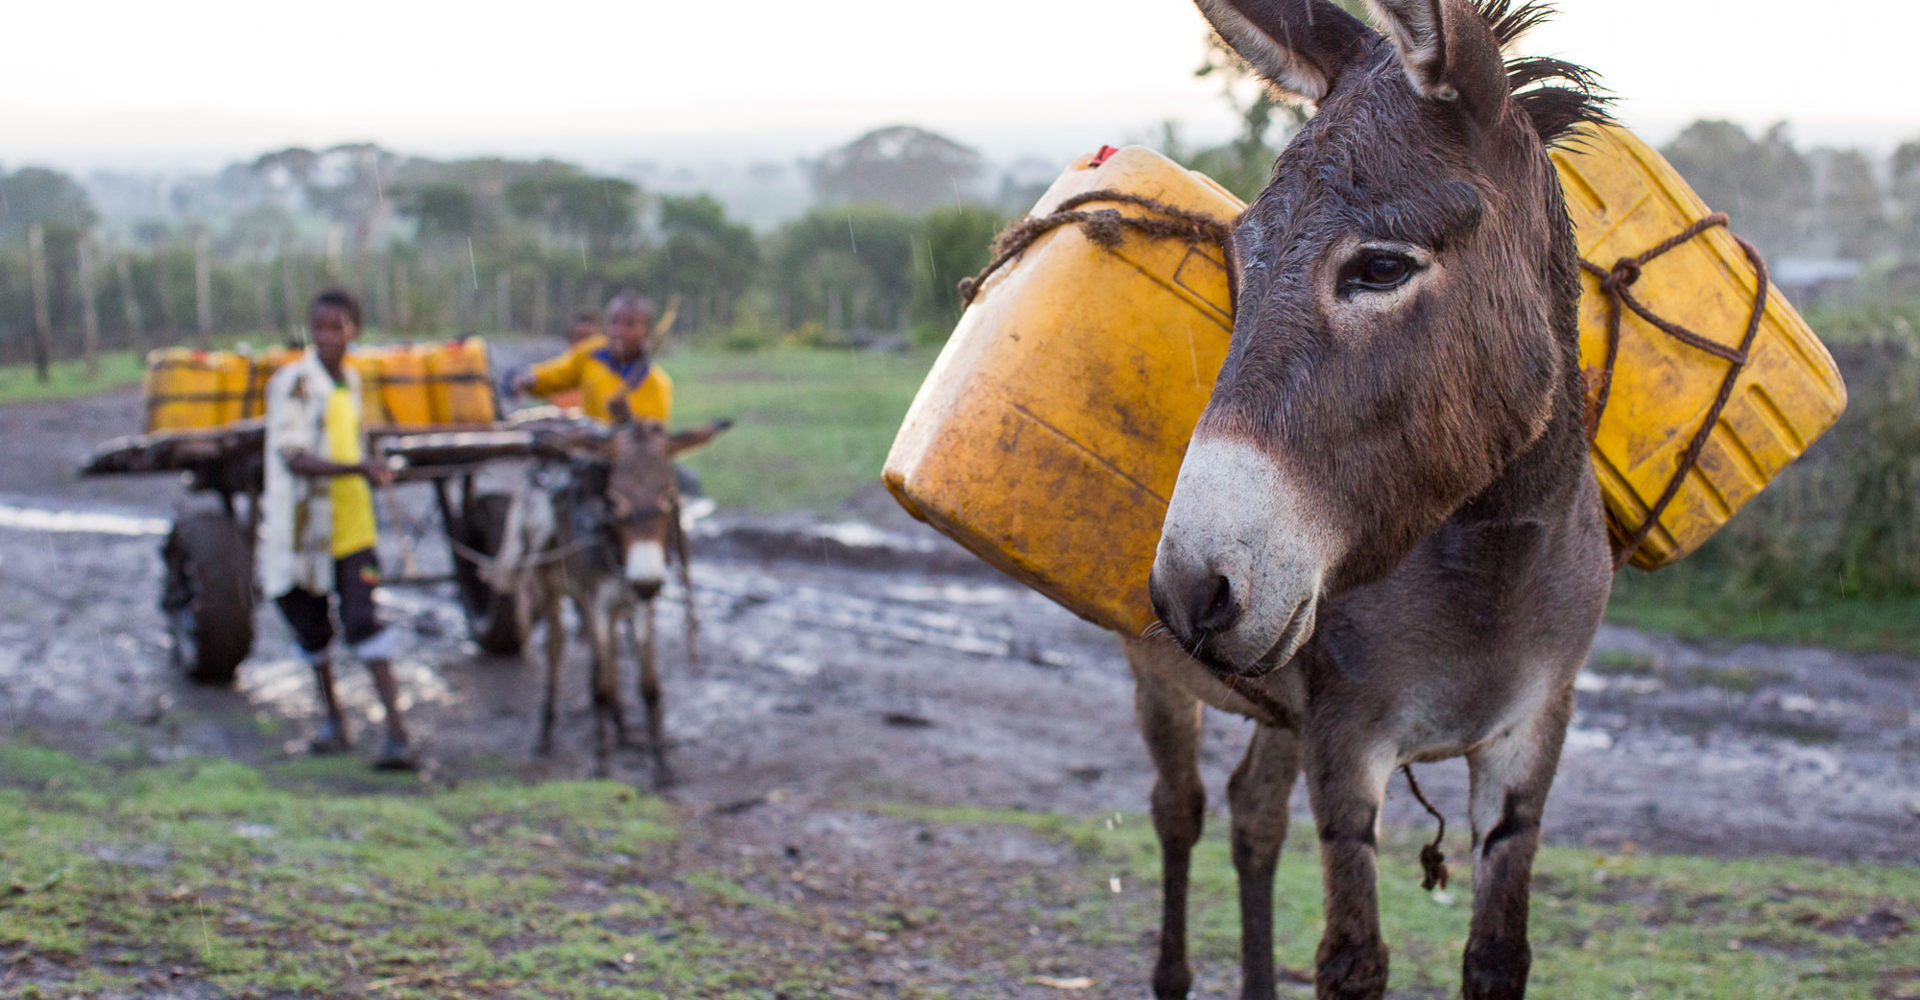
[1130,1,1611,998]
[489,416,728,781]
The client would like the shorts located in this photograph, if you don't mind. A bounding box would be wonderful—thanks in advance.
[275,548,391,662]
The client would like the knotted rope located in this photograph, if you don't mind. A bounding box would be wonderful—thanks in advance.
[958,190,1236,306]
[1580,212,1770,571]
[1401,766,1450,892]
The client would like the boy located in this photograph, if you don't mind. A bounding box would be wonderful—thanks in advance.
[509,291,672,423]
[262,288,414,769]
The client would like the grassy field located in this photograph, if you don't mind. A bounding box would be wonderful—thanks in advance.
[1609,567,1920,657]
[3,743,1915,999]
[663,343,940,513]
[0,351,148,405]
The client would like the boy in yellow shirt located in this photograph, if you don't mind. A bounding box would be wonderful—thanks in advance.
[510,292,673,423]
[262,289,414,769]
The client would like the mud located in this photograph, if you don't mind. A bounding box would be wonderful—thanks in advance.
[2,375,1917,874]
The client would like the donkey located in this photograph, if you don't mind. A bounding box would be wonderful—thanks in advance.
[1129,1,1611,998]
[490,416,728,781]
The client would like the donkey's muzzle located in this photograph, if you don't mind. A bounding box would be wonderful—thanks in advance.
[1152,437,1332,675]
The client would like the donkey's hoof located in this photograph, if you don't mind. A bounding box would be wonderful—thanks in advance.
[1150,957,1192,1000]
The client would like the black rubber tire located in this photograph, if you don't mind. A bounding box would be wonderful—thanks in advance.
[161,511,256,685]
[455,492,524,655]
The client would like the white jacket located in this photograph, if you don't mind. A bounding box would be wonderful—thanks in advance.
[260,349,367,597]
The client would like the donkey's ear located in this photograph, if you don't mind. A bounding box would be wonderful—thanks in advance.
[667,419,730,459]
[1193,0,1377,103]
[1364,0,1508,124]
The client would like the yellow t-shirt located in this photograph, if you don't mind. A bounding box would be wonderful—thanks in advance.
[525,336,673,423]
[326,384,378,558]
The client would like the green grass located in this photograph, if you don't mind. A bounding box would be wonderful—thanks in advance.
[663,343,938,513]
[880,803,1920,1000]
[0,350,149,404]
[4,745,1917,998]
[1607,566,1920,657]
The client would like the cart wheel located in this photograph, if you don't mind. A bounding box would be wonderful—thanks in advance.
[456,492,524,655]
[161,511,256,685]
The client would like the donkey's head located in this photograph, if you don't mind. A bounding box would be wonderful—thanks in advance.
[1150,0,1603,673]
[591,417,729,599]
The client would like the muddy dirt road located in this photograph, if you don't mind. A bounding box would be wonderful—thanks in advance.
[3,372,1917,872]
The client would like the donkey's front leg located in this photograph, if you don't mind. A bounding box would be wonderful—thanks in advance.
[1125,640,1206,1000]
[629,600,669,786]
[1229,724,1302,1000]
[1461,681,1575,1000]
[1307,745,1396,1000]
[534,594,565,757]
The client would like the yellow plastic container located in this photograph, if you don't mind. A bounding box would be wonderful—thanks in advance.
[144,349,250,433]
[239,346,305,420]
[360,346,435,429]
[1551,124,1847,569]
[885,147,1241,634]
[886,137,1846,634]
[423,338,494,425]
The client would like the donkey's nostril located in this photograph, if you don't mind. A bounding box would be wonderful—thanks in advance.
[1192,573,1243,635]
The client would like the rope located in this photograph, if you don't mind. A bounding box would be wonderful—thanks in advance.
[1401,765,1450,892]
[1579,212,1770,571]
[958,190,1237,307]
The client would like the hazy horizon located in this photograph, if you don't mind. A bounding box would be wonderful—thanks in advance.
[8,0,1919,177]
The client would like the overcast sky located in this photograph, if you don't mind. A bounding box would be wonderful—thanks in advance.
[6,0,1914,172]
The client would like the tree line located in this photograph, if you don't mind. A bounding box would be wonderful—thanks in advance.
[0,130,1003,375]
[6,115,1920,376]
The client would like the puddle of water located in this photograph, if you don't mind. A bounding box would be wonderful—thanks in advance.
[0,503,169,537]
[885,582,1023,605]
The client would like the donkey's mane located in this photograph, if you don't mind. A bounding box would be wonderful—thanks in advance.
[1474,0,1612,146]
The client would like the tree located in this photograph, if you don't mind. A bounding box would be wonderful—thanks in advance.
[397,182,489,246]
[1661,121,1812,257]
[1893,139,1920,262]
[772,206,920,333]
[1816,148,1885,259]
[809,126,985,214]
[504,172,639,256]
[643,194,758,334]
[0,167,97,243]
[909,205,1001,333]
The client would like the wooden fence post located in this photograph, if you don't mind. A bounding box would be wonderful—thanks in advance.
[75,232,101,378]
[112,239,145,346]
[495,271,511,333]
[194,232,213,344]
[531,271,549,339]
[26,224,53,384]
[252,257,272,333]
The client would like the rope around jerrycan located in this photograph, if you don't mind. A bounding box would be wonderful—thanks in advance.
[957,190,1237,306]
[1580,212,1770,571]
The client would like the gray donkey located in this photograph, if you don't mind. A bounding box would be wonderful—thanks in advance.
[1130,1,1612,998]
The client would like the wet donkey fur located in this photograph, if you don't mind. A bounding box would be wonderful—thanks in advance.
[1129,1,1611,998]
[491,418,726,782]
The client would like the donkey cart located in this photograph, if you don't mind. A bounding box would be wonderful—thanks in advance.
[81,423,535,685]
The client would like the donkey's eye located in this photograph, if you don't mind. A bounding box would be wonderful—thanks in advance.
[1339,251,1420,296]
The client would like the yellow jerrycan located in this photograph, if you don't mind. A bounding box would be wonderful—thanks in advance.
[885,134,1846,635]
[239,345,306,420]
[1551,125,1847,569]
[424,337,495,425]
[144,349,250,433]
[884,146,1240,635]
[358,345,436,429]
